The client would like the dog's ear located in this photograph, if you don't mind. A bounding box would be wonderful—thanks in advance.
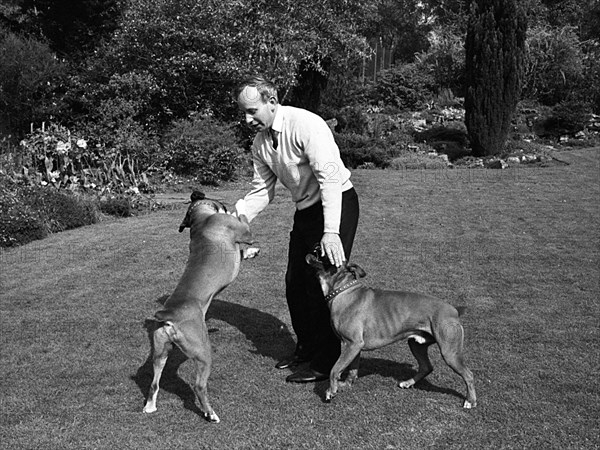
[305,253,320,266]
[347,262,366,278]
[190,190,205,202]
[178,209,191,232]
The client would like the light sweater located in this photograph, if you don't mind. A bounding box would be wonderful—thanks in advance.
[239,105,353,233]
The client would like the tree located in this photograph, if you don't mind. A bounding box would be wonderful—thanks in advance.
[464,0,527,157]
[1,0,123,61]
[0,30,65,137]
[83,0,372,122]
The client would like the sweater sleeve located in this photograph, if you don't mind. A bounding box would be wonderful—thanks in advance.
[298,119,345,233]
[240,151,277,223]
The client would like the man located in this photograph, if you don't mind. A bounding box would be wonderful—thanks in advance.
[234,76,359,383]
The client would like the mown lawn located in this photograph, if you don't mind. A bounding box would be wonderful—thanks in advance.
[1,148,598,449]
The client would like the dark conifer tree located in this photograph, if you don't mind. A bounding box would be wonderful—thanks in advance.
[465,0,527,156]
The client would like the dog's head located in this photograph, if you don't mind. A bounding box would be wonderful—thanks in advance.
[305,245,366,298]
[178,190,229,232]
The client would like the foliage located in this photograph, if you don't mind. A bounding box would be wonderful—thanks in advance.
[0,0,123,60]
[534,100,591,137]
[162,116,243,185]
[522,26,584,105]
[415,26,466,96]
[88,0,373,124]
[371,63,437,109]
[465,0,527,156]
[414,125,471,160]
[334,132,406,168]
[0,30,65,137]
[17,123,148,193]
[0,178,99,247]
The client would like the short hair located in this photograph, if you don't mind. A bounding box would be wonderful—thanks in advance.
[234,76,279,103]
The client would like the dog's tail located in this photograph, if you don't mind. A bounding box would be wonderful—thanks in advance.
[455,306,468,317]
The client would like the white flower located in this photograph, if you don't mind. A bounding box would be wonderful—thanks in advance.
[76,139,87,149]
[56,141,71,154]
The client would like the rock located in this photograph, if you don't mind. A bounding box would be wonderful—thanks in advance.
[485,159,508,169]
[520,154,537,163]
[507,156,521,164]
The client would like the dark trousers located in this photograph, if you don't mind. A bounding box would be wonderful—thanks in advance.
[285,188,359,373]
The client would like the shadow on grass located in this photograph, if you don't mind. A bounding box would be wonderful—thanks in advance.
[311,356,465,403]
[131,295,295,416]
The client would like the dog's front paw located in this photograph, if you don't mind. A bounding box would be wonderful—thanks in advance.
[243,247,260,259]
[463,400,476,409]
[398,379,416,389]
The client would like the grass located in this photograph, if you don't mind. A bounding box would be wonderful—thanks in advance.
[1,148,599,449]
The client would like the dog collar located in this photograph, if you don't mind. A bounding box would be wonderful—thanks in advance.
[325,279,360,304]
[189,199,227,214]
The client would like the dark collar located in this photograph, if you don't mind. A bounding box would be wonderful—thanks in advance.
[325,279,361,304]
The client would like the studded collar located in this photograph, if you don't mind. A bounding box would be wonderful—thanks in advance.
[324,279,361,305]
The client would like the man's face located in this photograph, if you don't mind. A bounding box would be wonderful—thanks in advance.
[237,86,277,132]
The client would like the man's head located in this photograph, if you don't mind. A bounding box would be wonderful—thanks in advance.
[235,76,279,132]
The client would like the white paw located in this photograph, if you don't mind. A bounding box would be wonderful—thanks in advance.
[398,379,415,389]
[142,404,157,414]
[463,400,475,409]
[244,247,260,259]
[205,412,220,423]
[325,390,334,402]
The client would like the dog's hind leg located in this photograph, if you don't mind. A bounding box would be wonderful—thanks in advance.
[399,338,434,389]
[179,322,220,423]
[436,320,477,408]
[143,326,173,413]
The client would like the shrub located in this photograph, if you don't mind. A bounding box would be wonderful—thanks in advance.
[0,185,48,247]
[99,196,132,217]
[333,106,370,135]
[414,126,471,161]
[371,63,437,110]
[22,187,99,232]
[534,101,591,137]
[522,26,584,106]
[0,179,99,247]
[162,116,243,185]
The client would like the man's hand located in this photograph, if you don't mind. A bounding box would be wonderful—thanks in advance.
[233,199,247,218]
[320,232,346,267]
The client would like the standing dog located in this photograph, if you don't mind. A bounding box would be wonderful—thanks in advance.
[305,252,476,408]
[143,191,255,422]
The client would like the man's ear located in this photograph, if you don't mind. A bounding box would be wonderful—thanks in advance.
[347,263,366,278]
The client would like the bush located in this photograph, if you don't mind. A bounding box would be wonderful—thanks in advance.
[371,63,437,110]
[99,196,132,217]
[334,133,387,168]
[414,126,471,161]
[162,116,244,185]
[0,179,99,247]
[534,101,591,137]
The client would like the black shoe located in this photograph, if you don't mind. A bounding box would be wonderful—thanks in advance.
[286,368,328,383]
[275,355,311,370]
